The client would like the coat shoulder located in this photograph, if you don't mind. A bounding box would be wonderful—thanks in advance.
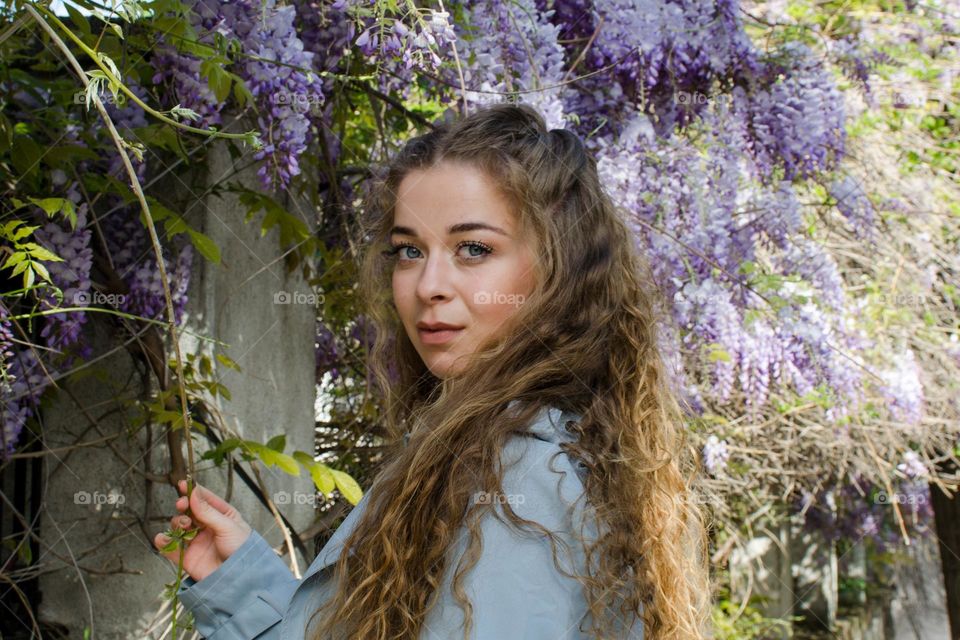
[503,403,590,493]
[496,422,594,541]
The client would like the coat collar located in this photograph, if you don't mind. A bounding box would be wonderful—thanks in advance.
[304,402,584,583]
[509,400,583,445]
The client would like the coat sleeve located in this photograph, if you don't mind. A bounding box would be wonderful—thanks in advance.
[175,529,301,639]
[419,436,644,639]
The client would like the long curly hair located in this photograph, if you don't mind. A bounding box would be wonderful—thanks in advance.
[307,102,712,639]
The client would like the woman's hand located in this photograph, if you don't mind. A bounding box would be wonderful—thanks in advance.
[154,480,253,583]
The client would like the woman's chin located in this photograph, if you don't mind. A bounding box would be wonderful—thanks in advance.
[424,355,467,380]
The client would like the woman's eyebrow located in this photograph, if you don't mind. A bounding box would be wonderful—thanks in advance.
[389,222,510,237]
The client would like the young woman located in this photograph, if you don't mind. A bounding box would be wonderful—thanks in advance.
[155,102,712,639]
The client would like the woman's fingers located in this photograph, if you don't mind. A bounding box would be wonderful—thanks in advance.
[153,531,180,564]
[170,514,191,530]
[153,531,167,550]
[186,485,240,534]
[190,483,237,518]
[177,481,235,517]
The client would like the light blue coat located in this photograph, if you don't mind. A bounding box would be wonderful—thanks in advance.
[176,405,644,639]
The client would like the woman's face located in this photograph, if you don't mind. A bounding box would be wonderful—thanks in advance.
[389,161,537,379]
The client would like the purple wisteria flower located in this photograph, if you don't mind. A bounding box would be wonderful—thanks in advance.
[829,175,877,242]
[897,451,927,479]
[743,42,847,181]
[2,349,51,459]
[446,0,568,129]
[316,320,340,381]
[702,434,730,474]
[877,348,925,427]
[153,0,325,191]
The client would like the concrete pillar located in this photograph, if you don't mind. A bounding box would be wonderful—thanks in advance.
[729,517,793,638]
[32,318,148,640]
[840,539,868,607]
[36,124,318,638]
[790,508,839,631]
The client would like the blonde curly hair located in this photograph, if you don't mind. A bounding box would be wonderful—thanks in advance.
[307,102,713,639]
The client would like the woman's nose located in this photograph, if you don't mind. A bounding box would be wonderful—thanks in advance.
[415,253,455,301]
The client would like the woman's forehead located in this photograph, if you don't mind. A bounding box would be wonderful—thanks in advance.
[393,163,520,234]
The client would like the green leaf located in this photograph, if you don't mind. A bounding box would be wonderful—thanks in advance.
[707,344,731,363]
[28,246,63,262]
[96,52,122,87]
[246,442,300,476]
[1,220,24,236]
[17,540,32,565]
[29,197,68,217]
[151,14,183,36]
[293,452,336,495]
[43,144,99,167]
[200,57,232,103]
[201,437,242,465]
[233,78,255,107]
[237,188,311,248]
[10,135,43,182]
[83,70,109,110]
[330,469,363,505]
[11,260,30,277]
[11,224,39,242]
[188,228,221,264]
[0,113,11,155]
[164,215,189,236]
[66,4,93,41]
[135,124,188,162]
[32,261,51,283]
[215,353,242,371]
[149,206,170,223]
[293,451,313,465]
[170,104,202,122]
[266,434,286,452]
[154,410,186,428]
[160,536,180,553]
[310,464,336,495]
[3,253,26,269]
[84,173,136,204]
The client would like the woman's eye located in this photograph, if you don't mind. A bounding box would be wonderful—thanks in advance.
[384,243,421,261]
[399,245,421,260]
[457,241,493,261]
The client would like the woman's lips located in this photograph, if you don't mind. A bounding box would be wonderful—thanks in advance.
[418,327,464,345]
